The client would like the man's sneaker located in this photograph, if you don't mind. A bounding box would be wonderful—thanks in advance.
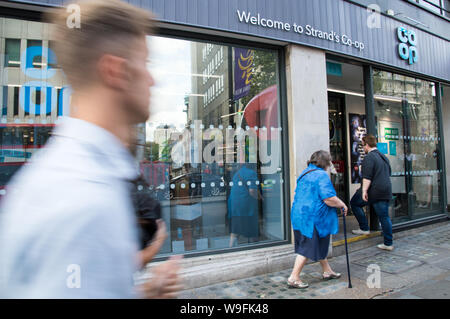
[352,229,370,235]
[377,244,394,251]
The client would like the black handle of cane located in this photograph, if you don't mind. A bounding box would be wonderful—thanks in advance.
[342,208,352,288]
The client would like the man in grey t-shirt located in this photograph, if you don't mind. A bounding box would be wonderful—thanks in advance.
[350,134,394,251]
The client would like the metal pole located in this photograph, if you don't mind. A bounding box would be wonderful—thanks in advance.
[363,65,379,231]
[435,83,448,215]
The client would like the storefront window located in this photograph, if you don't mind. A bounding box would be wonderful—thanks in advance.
[373,70,443,223]
[4,39,21,67]
[139,36,286,255]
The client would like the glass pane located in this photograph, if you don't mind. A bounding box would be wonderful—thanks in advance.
[328,94,346,201]
[139,36,285,255]
[373,70,443,223]
[408,79,441,216]
[27,40,43,69]
[48,40,58,69]
[5,39,21,67]
[445,0,450,17]
[417,0,443,14]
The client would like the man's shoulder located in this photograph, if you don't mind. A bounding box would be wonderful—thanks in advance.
[365,151,378,159]
[364,150,382,163]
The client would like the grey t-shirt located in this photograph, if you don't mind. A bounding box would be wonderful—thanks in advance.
[361,149,392,202]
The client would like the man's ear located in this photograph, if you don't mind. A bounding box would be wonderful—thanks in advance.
[97,54,128,90]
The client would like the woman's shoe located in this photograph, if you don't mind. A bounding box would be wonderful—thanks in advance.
[322,272,341,280]
[287,278,309,289]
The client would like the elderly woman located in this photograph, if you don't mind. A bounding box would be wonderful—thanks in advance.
[288,150,348,289]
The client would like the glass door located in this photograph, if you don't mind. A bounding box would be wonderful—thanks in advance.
[328,93,348,204]
[373,71,443,223]
[374,98,409,222]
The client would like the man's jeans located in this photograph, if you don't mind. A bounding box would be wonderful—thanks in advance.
[350,191,393,246]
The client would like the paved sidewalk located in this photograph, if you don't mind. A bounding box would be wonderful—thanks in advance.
[179,222,450,299]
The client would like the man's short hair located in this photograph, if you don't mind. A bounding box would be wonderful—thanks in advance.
[45,0,154,90]
[362,134,377,148]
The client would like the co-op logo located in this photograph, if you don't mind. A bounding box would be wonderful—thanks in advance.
[397,27,418,65]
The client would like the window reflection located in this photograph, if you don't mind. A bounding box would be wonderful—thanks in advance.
[1,17,69,199]
[373,70,442,222]
[137,36,285,255]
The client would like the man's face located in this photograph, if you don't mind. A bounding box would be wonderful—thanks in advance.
[123,36,155,124]
[363,142,369,154]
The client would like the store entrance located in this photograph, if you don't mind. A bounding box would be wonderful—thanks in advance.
[326,59,368,242]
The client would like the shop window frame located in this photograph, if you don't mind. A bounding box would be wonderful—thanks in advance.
[150,28,292,261]
[367,69,449,229]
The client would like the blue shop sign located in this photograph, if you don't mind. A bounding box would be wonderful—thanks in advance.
[397,27,418,65]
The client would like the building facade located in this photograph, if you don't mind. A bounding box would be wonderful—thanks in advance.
[1,0,449,286]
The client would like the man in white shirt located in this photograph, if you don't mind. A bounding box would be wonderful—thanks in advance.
[0,0,181,298]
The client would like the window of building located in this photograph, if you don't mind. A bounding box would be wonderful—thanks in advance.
[57,88,63,117]
[445,0,450,17]
[145,36,285,257]
[48,40,58,69]
[373,70,443,222]
[4,39,21,67]
[2,86,7,116]
[26,40,42,69]
[410,0,450,17]
[13,86,19,116]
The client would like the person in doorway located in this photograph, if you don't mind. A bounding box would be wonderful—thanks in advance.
[0,0,183,298]
[350,134,394,251]
[288,151,348,289]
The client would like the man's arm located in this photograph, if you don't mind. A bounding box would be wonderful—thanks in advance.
[361,154,374,202]
[362,178,372,202]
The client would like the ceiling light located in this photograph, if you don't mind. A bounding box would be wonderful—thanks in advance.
[327,88,365,97]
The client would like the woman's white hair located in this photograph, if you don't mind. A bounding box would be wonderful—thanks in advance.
[307,150,332,169]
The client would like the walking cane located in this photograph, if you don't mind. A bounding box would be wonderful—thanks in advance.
[342,208,352,288]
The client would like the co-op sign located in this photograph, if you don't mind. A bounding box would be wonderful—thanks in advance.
[236,10,366,51]
[397,27,418,65]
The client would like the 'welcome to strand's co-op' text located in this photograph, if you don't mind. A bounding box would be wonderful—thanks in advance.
[237,10,365,51]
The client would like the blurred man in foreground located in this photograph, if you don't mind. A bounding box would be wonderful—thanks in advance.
[0,0,182,298]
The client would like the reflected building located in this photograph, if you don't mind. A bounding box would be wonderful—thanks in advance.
[0,18,70,190]
[1,18,69,126]
[190,42,231,129]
